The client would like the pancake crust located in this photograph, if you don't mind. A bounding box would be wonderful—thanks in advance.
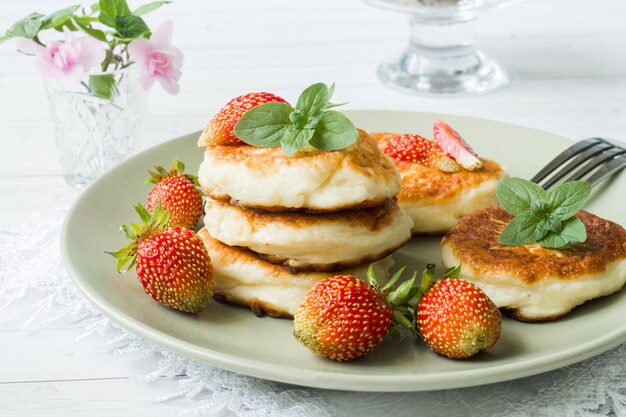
[371,132,505,203]
[444,207,626,282]
[197,228,393,318]
[204,197,412,272]
[198,130,401,212]
[441,206,626,321]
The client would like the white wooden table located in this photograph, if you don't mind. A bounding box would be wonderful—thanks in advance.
[1,0,625,415]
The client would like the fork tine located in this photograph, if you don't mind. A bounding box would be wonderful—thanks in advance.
[563,147,626,183]
[538,142,614,189]
[585,153,626,187]
[530,138,605,184]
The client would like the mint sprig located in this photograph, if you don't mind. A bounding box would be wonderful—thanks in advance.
[233,82,359,157]
[496,177,591,249]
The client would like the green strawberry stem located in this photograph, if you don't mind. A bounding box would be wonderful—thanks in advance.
[145,159,200,187]
[107,202,170,273]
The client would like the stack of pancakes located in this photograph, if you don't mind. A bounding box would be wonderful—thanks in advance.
[196,130,414,317]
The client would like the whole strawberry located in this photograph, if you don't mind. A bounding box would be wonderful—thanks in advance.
[384,134,459,172]
[146,160,203,229]
[293,266,416,361]
[198,92,288,146]
[416,266,501,359]
[109,203,213,313]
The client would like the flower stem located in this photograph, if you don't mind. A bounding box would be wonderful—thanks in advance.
[101,40,118,72]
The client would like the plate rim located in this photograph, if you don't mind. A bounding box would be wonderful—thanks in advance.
[60,110,626,392]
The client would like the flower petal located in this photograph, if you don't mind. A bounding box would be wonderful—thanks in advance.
[128,38,152,63]
[168,47,184,69]
[150,20,173,50]
[138,67,156,90]
[157,75,179,95]
[15,39,47,57]
[76,36,105,70]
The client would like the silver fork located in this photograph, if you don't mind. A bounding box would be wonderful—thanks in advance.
[530,137,626,190]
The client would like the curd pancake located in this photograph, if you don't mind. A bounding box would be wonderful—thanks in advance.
[372,132,506,234]
[203,197,413,272]
[441,206,626,322]
[197,228,393,318]
[197,130,400,212]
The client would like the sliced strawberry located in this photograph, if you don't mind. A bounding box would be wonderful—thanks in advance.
[198,92,288,146]
[433,120,483,170]
[383,134,459,172]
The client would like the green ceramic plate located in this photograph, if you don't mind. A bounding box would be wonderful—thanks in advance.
[61,111,626,392]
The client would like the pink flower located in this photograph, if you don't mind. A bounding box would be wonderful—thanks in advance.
[17,27,105,84]
[128,21,183,95]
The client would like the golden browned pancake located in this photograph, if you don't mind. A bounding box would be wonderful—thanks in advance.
[197,130,401,212]
[203,197,412,272]
[197,228,393,318]
[371,132,506,234]
[441,206,626,321]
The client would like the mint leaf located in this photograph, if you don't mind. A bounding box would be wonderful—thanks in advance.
[41,5,80,30]
[546,180,591,220]
[233,82,358,156]
[99,0,131,28]
[114,15,150,39]
[536,216,586,248]
[133,1,171,16]
[234,102,293,147]
[7,13,45,40]
[498,211,550,246]
[308,110,359,151]
[295,82,331,122]
[497,177,547,216]
[281,126,314,157]
[545,214,563,233]
[89,74,119,99]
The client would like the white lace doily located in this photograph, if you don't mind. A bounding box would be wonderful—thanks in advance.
[1,210,625,417]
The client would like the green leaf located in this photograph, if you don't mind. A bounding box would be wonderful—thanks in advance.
[6,13,45,39]
[545,214,563,234]
[496,177,547,216]
[73,16,107,42]
[89,74,119,99]
[382,266,406,291]
[308,110,359,151]
[99,0,131,28]
[280,126,313,157]
[392,310,413,330]
[536,216,587,248]
[546,180,592,220]
[234,102,293,147]
[114,15,150,39]
[41,5,80,29]
[443,264,461,279]
[134,203,152,225]
[295,82,330,121]
[498,211,550,246]
[529,199,551,218]
[133,1,171,16]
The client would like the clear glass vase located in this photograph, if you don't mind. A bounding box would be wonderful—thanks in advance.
[44,67,148,189]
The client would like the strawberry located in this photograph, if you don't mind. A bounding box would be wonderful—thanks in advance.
[109,203,213,313]
[293,266,417,361]
[383,134,459,172]
[198,92,288,146]
[433,119,483,170]
[146,160,203,230]
[416,265,501,359]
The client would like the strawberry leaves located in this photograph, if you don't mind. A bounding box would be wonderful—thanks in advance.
[234,82,359,157]
[496,177,591,248]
